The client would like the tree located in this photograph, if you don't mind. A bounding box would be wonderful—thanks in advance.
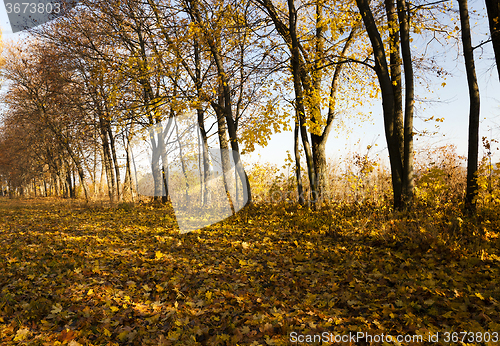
[183,0,265,206]
[143,0,278,207]
[255,0,367,206]
[485,0,500,80]
[354,0,416,209]
[1,41,93,199]
[37,0,179,202]
[458,0,481,211]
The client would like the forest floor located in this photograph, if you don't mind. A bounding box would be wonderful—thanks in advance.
[0,197,500,345]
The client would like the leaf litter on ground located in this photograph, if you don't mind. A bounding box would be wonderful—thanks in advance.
[0,198,499,345]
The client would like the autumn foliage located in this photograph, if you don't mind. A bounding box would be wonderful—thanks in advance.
[0,0,500,344]
[1,154,500,345]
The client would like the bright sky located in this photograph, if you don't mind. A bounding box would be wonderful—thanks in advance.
[1,0,498,169]
[246,0,500,168]
[0,3,13,37]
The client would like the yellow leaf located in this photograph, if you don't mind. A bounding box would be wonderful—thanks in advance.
[51,303,62,314]
[155,251,164,260]
[13,328,30,341]
[168,330,180,341]
[443,311,453,318]
[118,330,129,341]
[103,328,112,337]
[205,291,213,300]
[475,292,485,300]
[147,314,160,324]
[424,299,434,306]
[68,341,83,346]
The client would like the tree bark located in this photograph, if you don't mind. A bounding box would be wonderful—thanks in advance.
[188,0,252,207]
[294,117,305,205]
[288,0,318,205]
[123,127,136,202]
[149,128,163,200]
[98,147,106,199]
[398,0,415,203]
[106,122,121,202]
[99,117,116,203]
[158,117,173,203]
[356,0,405,209]
[174,118,190,204]
[214,94,236,215]
[76,164,89,201]
[386,0,405,173]
[194,37,211,206]
[459,0,481,212]
[258,0,355,206]
[485,0,500,80]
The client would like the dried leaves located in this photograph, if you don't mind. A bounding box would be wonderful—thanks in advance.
[0,199,499,345]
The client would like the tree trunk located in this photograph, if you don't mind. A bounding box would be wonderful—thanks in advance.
[54,173,60,196]
[309,0,327,204]
[214,96,235,215]
[294,117,305,205]
[158,118,173,204]
[150,129,163,201]
[386,0,405,209]
[99,118,116,203]
[107,123,121,202]
[194,38,211,206]
[288,0,318,205]
[98,148,106,199]
[76,163,89,201]
[188,0,251,206]
[212,52,251,207]
[66,168,73,198]
[197,115,210,205]
[174,118,190,204]
[356,0,405,209]
[123,127,136,202]
[459,0,481,212]
[72,170,77,198]
[385,0,404,160]
[123,155,131,201]
[485,0,500,80]
[311,137,327,203]
[398,0,415,203]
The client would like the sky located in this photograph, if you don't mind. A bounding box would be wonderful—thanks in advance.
[0,3,15,38]
[0,0,498,170]
[245,0,500,169]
